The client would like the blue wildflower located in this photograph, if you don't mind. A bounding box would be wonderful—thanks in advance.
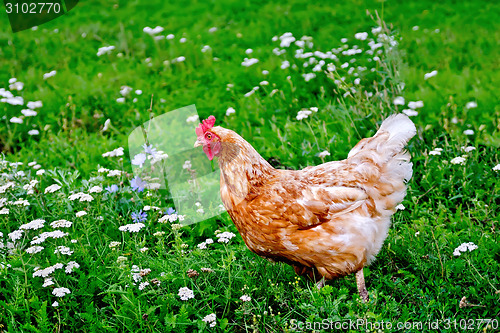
[106,184,119,193]
[142,143,157,157]
[131,210,148,223]
[165,207,176,215]
[130,176,147,192]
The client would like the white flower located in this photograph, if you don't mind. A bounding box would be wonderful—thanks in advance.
[89,186,103,193]
[26,246,44,254]
[461,146,476,153]
[225,107,236,116]
[302,73,316,82]
[318,151,330,158]
[139,281,150,290]
[296,110,312,120]
[109,241,121,249]
[453,242,478,256]
[10,117,23,124]
[79,193,94,202]
[45,184,61,194]
[493,164,500,171]
[33,263,64,278]
[201,45,211,53]
[43,70,57,80]
[116,97,125,103]
[43,278,54,287]
[178,287,194,300]
[186,115,199,123]
[132,153,147,167]
[372,26,382,34]
[3,96,24,105]
[118,223,145,233]
[208,27,217,33]
[408,101,424,109]
[197,242,207,249]
[280,60,290,69]
[97,45,115,56]
[65,261,80,274]
[354,32,368,40]
[450,157,466,165]
[402,109,418,117]
[465,101,477,109]
[28,130,40,136]
[0,208,9,215]
[463,129,474,135]
[107,170,122,177]
[21,109,37,116]
[202,313,216,327]
[260,80,269,86]
[30,230,68,245]
[196,208,205,214]
[279,32,295,47]
[54,246,74,255]
[13,198,30,206]
[50,219,72,228]
[240,295,251,302]
[27,101,43,109]
[429,148,443,156]
[143,26,164,35]
[424,70,438,80]
[393,96,405,105]
[395,204,405,210]
[20,219,45,230]
[76,211,87,217]
[9,81,24,91]
[241,58,259,67]
[52,301,59,307]
[52,287,71,297]
[102,147,124,157]
[216,231,236,243]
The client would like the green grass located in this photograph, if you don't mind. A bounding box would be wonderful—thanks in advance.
[1,0,499,332]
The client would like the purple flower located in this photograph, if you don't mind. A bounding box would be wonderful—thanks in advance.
[165,207,176,215]
[130,176,147,192]
[106,184,119,193]
[131,210,147,223]
[142,143,157,157]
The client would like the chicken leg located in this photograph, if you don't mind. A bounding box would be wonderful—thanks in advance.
[356,269,369,302]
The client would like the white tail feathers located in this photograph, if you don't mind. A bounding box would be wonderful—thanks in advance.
[347,114,416,159]
[378,113,416,143]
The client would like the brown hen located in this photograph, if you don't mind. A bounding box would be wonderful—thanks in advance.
[194,114,416,301]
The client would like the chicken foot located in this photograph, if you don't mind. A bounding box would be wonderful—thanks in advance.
[356,269,369,302]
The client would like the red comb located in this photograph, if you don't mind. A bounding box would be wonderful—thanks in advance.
[195,115,216,136]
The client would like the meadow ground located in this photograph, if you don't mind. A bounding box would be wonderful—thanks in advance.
[0,0,499,332]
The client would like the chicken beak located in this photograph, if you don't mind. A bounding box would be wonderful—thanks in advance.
[194,138,204,148]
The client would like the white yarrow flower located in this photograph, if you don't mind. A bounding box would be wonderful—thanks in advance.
[240,295,251,302]
[202,313,216,327]
[453,242,478,256]
[52,287,71,297]
[178,287,195,300]
[45,184,61,194]
[450,157,466,165]
[76,211,87,217]
[393,96,405,105]
[424,70,438,80]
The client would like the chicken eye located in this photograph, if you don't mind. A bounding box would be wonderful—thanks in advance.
[205,133,212,140]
